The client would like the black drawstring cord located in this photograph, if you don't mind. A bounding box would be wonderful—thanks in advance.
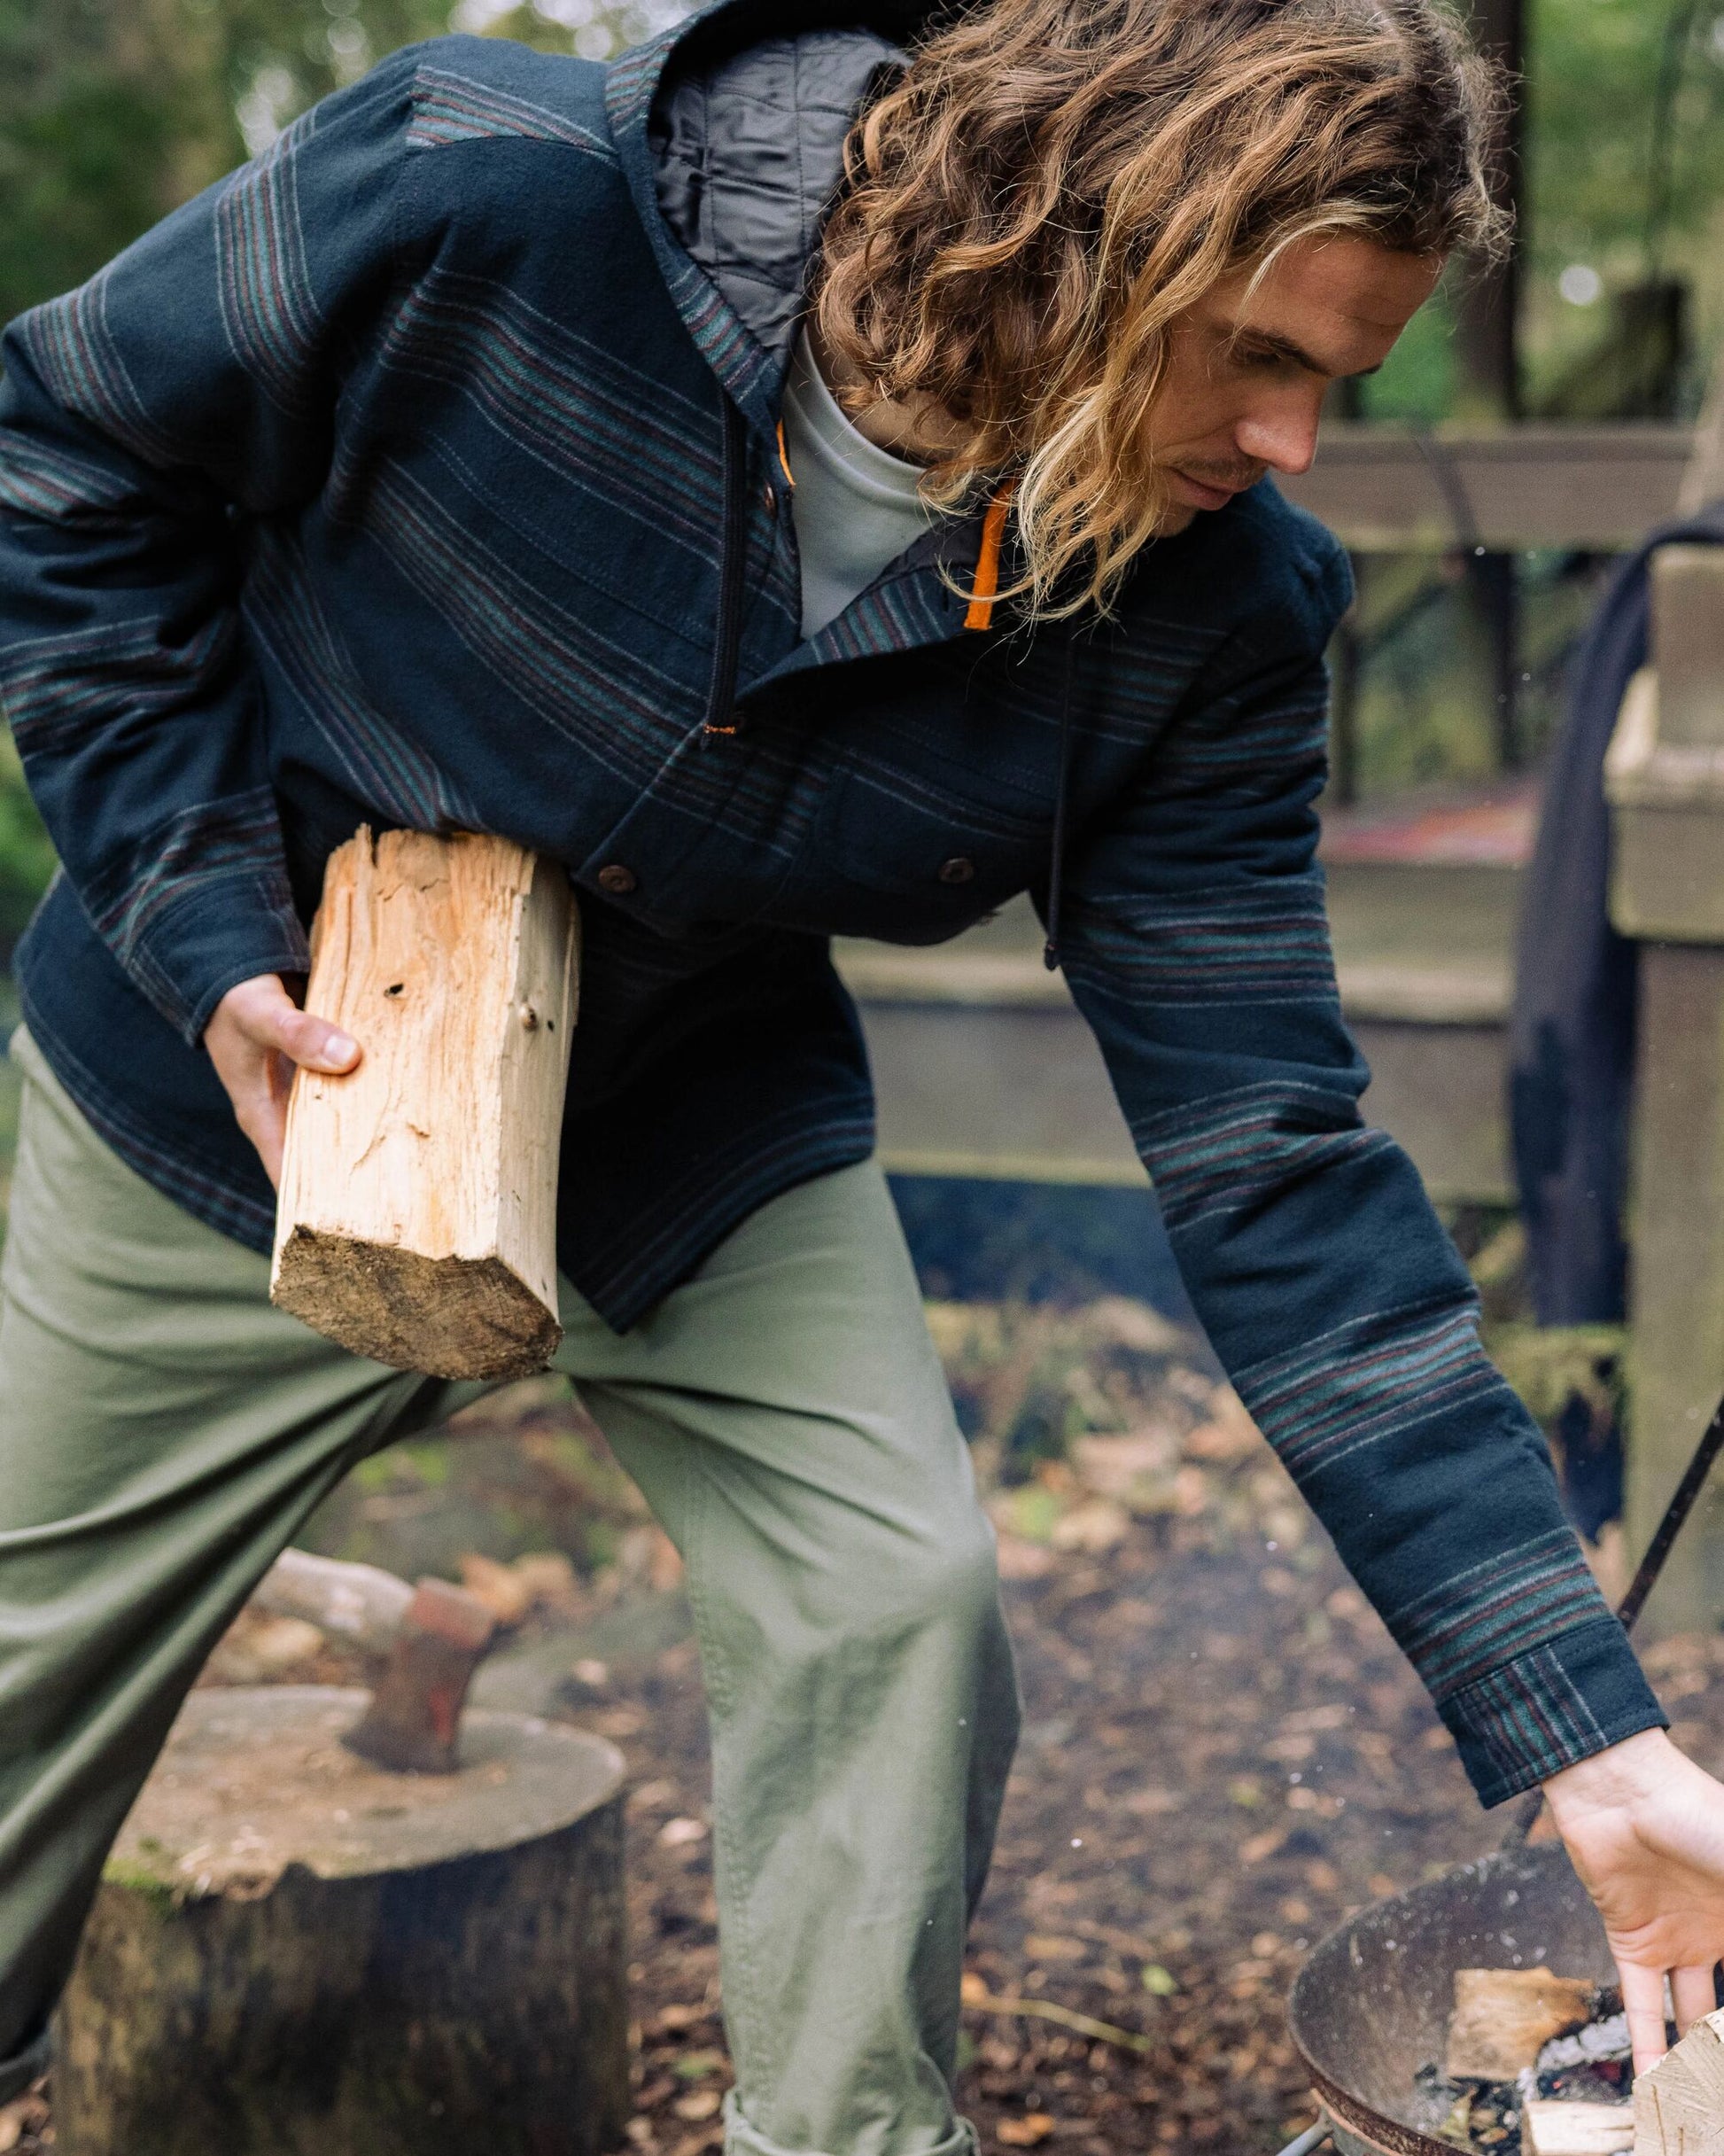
[703,399,749,739]
[1043,634,1077,970]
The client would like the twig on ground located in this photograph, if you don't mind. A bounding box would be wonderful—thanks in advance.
[961,1983,1158,2055]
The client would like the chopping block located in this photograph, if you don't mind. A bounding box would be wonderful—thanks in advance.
[53,1558,628,2156]
[271,827,580,1382]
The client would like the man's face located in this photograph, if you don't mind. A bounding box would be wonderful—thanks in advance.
[1148,233,1442,529]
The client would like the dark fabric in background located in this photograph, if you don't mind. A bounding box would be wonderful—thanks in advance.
[1511,503,1724,1327]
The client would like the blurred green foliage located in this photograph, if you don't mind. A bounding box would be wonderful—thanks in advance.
[1526,0,1724,397]
[1363,0,1724,419]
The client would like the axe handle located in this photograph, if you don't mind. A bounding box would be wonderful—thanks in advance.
[253,1547,415,1656]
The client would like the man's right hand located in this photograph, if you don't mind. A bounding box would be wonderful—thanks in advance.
[204,973,360,1187]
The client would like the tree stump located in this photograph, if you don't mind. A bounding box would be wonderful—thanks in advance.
[271,829,579,1382]
[54,1688,627,2156]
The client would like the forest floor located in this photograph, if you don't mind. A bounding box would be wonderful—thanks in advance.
[5,1300,1720,2156]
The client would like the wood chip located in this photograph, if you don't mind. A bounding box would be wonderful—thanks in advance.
[1446,1967,1596,2079]
[1522,2098,1636,2154]
[1635,2004,1724,2153]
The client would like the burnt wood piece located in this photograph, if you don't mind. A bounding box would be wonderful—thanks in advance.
[1445,1966,1596,2079]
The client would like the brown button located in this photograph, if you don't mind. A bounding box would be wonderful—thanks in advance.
[762,483,778,516]
[937,855,976,885]
[597,862,638,896]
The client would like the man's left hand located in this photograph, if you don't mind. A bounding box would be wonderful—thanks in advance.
[1544,1727,1724,2074]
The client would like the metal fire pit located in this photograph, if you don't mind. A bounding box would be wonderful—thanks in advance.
[1287,1841,1613,2155]
[1282,1387,1724,2154]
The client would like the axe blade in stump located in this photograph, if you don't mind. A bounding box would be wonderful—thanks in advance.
[270,828,579,1382]
[253,1549,498,1775]
[343,1576,499,1774]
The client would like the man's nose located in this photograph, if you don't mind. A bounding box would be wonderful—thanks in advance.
[1235,392,1323,478]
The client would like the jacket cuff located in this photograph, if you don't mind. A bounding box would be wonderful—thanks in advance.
[127,871,313,1047]
[1438,1615,1668,1808]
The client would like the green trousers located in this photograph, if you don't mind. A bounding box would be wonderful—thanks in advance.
[0,1029,1019,2156]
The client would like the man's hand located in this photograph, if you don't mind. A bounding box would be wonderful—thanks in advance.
[204,973,360,1186]
[1544,1727,1724,2073]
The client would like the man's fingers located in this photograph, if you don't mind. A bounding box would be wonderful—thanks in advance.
[1672,1960,1719,2039]
[227,1059,290,1189]
[268,1004,359,1073]
[241,1098,286,1189]
[1620,1959,1671,2074]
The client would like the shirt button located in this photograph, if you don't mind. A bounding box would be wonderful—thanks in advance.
[597,862,638,896]
[937,855,976,885]
[762,483,778,516]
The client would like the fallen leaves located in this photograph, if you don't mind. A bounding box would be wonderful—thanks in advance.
[994,1534,1056,1583]
[657,1817,709,1849]
[453,1545,639,1629]
[1048,1498,1130,1554]
[996,2113,1055,2145]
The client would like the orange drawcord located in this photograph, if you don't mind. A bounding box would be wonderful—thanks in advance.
[964,484,1013,631]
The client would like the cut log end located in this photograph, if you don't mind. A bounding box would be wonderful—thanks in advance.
[271,1227,562,1382]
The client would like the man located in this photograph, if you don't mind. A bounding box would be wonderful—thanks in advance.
[0,0,1720,2146]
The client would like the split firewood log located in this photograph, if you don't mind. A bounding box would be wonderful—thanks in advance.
[1635,2005,1724,2154]
[270,829,579,1382]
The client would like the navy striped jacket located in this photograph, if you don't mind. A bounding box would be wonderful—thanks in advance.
[0,3,1662,1803]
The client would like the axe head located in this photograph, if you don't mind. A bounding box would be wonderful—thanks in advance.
[342,1576,498,1774]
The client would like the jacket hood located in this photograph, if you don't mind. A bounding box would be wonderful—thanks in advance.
[606,1,936,436]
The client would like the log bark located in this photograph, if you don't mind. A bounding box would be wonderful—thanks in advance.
[1635,2004,1724,2153]
[271,829,579,1381]
[55,1688,627,2156]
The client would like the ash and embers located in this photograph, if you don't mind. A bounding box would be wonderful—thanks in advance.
[1419,2009,1634,2154]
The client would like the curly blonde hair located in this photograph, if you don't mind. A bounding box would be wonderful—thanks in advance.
[813,0,1506,619]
